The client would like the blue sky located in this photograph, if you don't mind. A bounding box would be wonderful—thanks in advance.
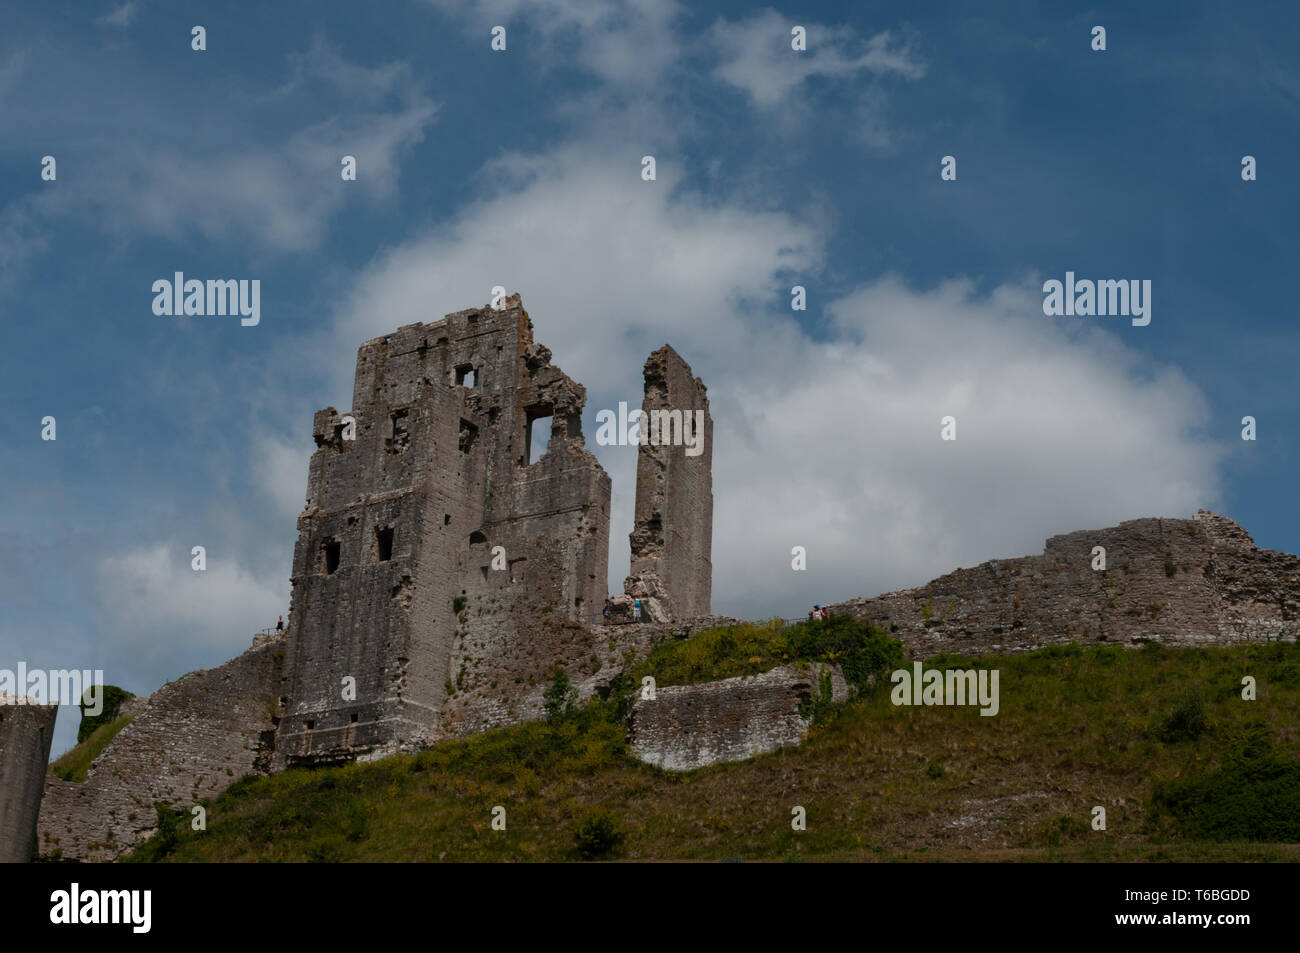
[3,0,1298,756]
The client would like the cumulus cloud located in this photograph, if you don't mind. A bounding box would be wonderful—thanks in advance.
[717,276,1223,615]
[710,9,925,108]
[252,432,311,521]
[318,143,1224,618]
[95,544,286,661]
[315,144,818,587]
[326,144,820,397]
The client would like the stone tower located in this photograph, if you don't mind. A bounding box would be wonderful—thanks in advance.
[276,295,611,764]
[0,696,58,862]
[625,345,713,621]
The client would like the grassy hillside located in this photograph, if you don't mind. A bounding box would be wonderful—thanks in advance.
[125,626,1300,862]
[49,714,135,783]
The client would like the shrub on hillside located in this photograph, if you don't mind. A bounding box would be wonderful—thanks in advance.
[630,616,903,694]
[128,803,187,862]
[573,810,625,859]
[1151,756,1300,841]
[77,685,132,743]
[543,667,578,721]
[1040,813,1090,848]
[1156,691,1208,743]
[784,615,905,694]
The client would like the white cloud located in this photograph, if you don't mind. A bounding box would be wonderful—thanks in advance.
[710,10,925,108]
[95,544,286,659]
[0,41,437,258]
[318,143,817,588]
[319,143,1223,618]
[424,0,684,86]
[326,145,820,400]
[98,2,140,28]
[97,56,435,251]
[252,432,311,521]
[717,276,1223,615]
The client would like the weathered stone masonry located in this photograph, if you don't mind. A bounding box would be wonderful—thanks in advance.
[625,345,714,623]
[626,664,848,772]
[37,637,282,862]
[28,295,719,859]
[25,292,1300,854]
[829,510,1300,658]
[276,295,613,765]
[0,696,57,862]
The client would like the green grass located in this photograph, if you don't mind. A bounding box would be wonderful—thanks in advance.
[123,634,1300,863]
[628,615,902,693]
[50,714,135,783]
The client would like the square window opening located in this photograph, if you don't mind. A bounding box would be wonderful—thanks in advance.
[459,418,479,454]
[322,539,341,575]
[385,408,410,453]
[375,526,394,563]
[524,405,553,465]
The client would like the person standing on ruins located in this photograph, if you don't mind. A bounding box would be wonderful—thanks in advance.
[633,598,642,622]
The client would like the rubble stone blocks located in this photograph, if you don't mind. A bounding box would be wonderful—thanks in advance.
[626,664,848,771]
[828,510,1300,658]
[625,345,714,621]
[275,295,612,765]
[36,637,283,862]
[0,696,58,862]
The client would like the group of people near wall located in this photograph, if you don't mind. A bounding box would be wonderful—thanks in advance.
[602,598,645,623]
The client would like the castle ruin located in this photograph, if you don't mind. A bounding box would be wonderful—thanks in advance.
[624,346,714,623]
[22,296,1300,862]
[275,294,713,765]
[828,510,1300,657]
[0,696,57,862]
[25,295,719,859]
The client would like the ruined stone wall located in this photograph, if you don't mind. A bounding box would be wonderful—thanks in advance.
[443,613,744,737]
[37,637,283,862]
[626,663,848,771]
[828,510,1300,659]
[0,696,57,862]
[277,295,610,764]
[625,346,713,621]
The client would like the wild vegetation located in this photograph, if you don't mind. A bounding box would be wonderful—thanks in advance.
[50,714,135,783]
[122,627,1300,862]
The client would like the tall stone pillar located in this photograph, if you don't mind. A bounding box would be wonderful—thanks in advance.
[625,345,713,621]
[0,696,58,862]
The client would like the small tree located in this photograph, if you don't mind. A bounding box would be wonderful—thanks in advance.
[1158,690,1208,743]
[574,811,625,859]
[543,667,578,721]
[77,685,132,743]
